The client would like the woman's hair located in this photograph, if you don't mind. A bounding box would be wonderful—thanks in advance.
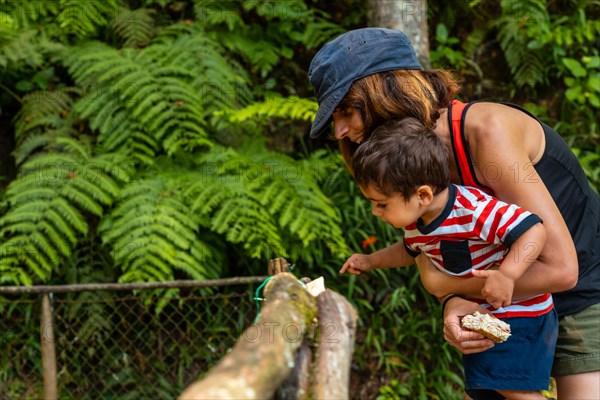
[338,69,460,171]
[352,118,450,199]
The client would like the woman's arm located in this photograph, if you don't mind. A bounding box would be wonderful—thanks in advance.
[439,103,578,355]
[466,103,578,295]
[416,254,485,299]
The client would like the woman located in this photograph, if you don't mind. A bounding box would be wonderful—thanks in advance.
[308,28,600,399]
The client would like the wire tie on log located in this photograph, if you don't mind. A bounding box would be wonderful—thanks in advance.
[253,276,273,323]
[252,272,307,323]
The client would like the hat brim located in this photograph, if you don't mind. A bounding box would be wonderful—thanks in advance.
[309,81,353,139]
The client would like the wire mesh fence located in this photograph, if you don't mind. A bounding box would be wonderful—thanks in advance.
[0,280,262,399]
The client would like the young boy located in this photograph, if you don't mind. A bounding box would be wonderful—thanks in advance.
[340,118,558,400]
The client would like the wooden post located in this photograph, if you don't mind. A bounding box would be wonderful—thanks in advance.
[179,273,317,400]
[312,290,358,399]
[179,266,358,399]
[268,258,290,275]
[275,341,312,400]
[40,294,57,400]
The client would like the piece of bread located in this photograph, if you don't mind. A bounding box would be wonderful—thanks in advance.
[305,276,325,297]
[461,311,511,343]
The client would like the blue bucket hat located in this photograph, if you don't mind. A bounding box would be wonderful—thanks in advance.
[308,28,422,139]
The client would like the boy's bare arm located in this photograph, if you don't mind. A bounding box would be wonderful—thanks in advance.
[370,241,415,269]
[499,222,546,282]
[340,241,415,275]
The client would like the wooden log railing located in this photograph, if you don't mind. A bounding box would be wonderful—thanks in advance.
[179,264,358,400]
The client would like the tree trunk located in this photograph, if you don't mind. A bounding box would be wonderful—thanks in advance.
[275,341,312,400]
[179,273,317,400]
[312,290,358,399]
[179,274,358,400]
[368,0,430,67]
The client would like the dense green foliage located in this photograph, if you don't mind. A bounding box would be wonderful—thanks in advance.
[429,0,599,190]
[0,0,349,286]
[0,0,598,398]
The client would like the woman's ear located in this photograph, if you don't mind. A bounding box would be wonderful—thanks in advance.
[416,185,434,206]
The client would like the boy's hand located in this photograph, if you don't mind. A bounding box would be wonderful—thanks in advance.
[471,269,515,309]
[340,254,374,275]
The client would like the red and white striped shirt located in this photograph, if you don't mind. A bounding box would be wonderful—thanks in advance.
[404,184,553,318]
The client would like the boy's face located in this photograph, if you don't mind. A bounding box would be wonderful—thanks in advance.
[360,185,423,229]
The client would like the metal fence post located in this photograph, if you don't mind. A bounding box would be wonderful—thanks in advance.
[40,293,57,400]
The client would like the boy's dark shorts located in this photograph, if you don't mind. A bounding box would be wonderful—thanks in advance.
[552,302,600,376]
[464,309,558,399]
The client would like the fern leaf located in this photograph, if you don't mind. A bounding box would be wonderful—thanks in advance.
[56,0,119,38]
[45,207,80,244]
[111,7,155,48]
[61,186,103,216]
[99,175,219,282]
[227,96,318,123]
[25,251,51,280]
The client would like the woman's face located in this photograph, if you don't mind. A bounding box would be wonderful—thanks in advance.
[332,107,365,143]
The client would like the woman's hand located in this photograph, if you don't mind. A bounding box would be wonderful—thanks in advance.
[443,296,495,354]
[339,254,375,275]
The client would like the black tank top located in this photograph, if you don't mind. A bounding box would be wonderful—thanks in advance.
[448,100,600,317]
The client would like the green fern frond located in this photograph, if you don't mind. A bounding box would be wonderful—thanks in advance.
[218,32,283,77]
[242,0,308,20]
[66,39,222,156]
[12,88,79,164]
[61,185,103,217]
[0,11,17,41]
[14,135,53,164]
[259,154,347,255]
[67,33,239,155]
[226,96,318,123]
[150,34,250,112]
[193,1,244,31]
[40,209,78,245]
[514,53,548,87]
[99,176,219,282]
[111,7,155,48]
[0,261,32,286]
[497,0,551,87]
[302,18,346,49]
[56,0,119,38]
[0,145,127,284]
[0,29,43,69]
[6,1,59,28]
[461,28,487,60]
[187,146,349,260]
[185,172,286,258]
[24,245,53,279]
[75,90,159,162]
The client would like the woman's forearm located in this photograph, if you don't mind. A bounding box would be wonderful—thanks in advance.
[417,253,572,301]
[415,254,485,299]
[512,257,575,298]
